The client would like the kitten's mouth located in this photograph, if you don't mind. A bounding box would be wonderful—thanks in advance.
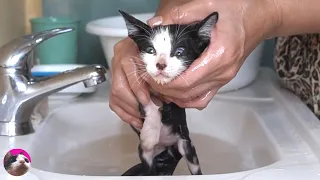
[155,71,169,78]
[152,73,174,85]
[155,73,169,79]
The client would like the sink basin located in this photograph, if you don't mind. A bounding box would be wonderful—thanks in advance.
[16,69,320,179]
[29,99,280,176]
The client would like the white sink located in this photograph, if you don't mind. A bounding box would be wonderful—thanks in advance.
[2,68,320,180]
[29,100,280,176]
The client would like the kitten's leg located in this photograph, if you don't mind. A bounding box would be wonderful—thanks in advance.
[122,163,145,176]
[122,146,182,176]
[139,97,163,174]
[177,138,202,175]
[138,143,157,175]
[153,146,183,175]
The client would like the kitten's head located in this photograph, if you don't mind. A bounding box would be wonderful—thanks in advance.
[119,10,219,85]
[4,152,30,176]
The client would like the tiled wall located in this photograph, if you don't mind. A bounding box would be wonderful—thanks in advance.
[43,0,276,69]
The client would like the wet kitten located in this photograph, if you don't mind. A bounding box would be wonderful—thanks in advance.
[4,152,31,176]
[119,10,219,176]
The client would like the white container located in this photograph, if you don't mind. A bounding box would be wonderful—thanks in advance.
[86,13,265,93]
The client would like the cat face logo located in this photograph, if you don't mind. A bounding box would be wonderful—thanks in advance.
[3,149,31,176]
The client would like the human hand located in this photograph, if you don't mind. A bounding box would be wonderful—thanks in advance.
[109,38,150,128]
[109,0,193,127]
[146,0,280,109]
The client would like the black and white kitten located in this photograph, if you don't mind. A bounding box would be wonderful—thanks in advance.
[4,152,31,176]
[118,10,219,176]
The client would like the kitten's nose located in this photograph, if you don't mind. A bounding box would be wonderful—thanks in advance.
[19,160,25,164]
[156,63,167,70]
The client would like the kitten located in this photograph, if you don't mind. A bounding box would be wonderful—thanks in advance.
[118,10,219,176]
[4,152,31,176]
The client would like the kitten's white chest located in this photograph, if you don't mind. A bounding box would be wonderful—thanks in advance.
[140,100,163,150]
[140,99,178,151]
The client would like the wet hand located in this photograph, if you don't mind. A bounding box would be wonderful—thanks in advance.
[109,38,150,128]
[147,0,279,109]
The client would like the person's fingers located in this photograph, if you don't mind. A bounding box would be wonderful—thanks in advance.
[166,1,210,24]
[109,100,142,129]
[147,16,163,27]
[152,0,217,26]
[173,88,218,109]
[147,0,194,27]
[177,82,219,103]
[111,63,140,111]
[113,96,141,119]
[121,46,150,106]
[156,82,215,103]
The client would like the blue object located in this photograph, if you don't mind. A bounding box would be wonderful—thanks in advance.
[31,71,60,77]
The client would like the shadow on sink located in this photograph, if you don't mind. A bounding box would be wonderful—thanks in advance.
[28,101,280,176]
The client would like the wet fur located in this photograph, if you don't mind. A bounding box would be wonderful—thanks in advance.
[119,10,218,176]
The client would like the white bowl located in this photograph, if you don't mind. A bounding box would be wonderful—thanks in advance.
[86,13,265,93]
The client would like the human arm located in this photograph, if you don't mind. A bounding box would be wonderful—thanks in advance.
[268,0,320,37]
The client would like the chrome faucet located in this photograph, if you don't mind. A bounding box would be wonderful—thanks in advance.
[0,28,107,136]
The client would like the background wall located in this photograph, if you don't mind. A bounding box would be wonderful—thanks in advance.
[43,0,159,67]
[42,0,276,69]
[0,0,25,46]
[0,0,42,46]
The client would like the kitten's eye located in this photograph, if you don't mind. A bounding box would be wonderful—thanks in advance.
[174,47,185,57]
[146,47,156,54]
[25,158,29,163]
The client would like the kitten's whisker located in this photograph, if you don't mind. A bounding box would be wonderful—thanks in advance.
[176,24,193,40]
[177,29,198,41]
[129,56,147,66]
[133,72,148,85]
[132,23,152,36]
[125,70,146,78]
[123,58,146,69]
[177,74,190,87]
[174,38,193,46]
[124,61,146,68]
[133,34,150,38]
[129,56,144,61]
[135,38,151,43]
[138,72,149,85]
[172,8,182,41]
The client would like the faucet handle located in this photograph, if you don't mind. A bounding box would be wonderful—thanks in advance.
[0,28,74,69]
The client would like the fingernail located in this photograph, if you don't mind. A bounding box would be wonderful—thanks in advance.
[132,121,142,129]
[137,90,149,105]
[147,16,163,27]
[131,121,139,128]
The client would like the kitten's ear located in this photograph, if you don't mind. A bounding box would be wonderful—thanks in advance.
[118,10,151,37]
[197,12,219,40]
[4,152,13,162]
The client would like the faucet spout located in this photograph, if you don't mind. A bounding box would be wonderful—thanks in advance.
[0,28,107,136]
[0,28,74,69]
[26,65,106,100]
